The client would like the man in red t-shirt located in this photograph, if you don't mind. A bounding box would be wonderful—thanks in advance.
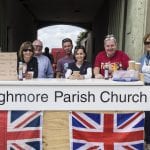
[94,35,130,78]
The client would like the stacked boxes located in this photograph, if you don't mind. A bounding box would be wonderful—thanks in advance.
[0,52,18,80]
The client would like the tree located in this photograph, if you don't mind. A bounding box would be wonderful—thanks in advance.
[76,31,88,45]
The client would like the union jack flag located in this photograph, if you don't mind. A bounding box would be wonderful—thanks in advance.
[0,111,42,150]
[70,111,144,150]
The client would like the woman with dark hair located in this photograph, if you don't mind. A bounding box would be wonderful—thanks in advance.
[65,45,92,79]
[18,41,38,79]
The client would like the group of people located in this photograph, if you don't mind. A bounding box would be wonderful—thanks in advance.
[18,40,53,79]
[17,35,129,80]
[56,35,131,80]
[17,34,150,82]
[18,35,131,80]
[17,34,150,149]
[18,38,93,80]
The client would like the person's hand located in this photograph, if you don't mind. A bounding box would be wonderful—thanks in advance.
[68,74,84,80]
[68,75,76,80]
[72,72,80,79]
[77,75,84,80]
[25,71,33,79]
[95,74,104,79]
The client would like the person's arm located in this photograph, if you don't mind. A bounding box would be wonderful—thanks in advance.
[65,69,72,79]
[47,59,54,78]
[84,68,92,79]
[122,52,130,69]
[142,66,150,73]
[93,67,103,79]
[56,60,62,78]
[56,71,61,78]
[33,58,38,78]
[93,53,103,79]
[142,61,150,73]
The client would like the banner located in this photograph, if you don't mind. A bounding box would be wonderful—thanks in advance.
[0,84,150,110]
[0,111,42,149]
[70,111,144,150]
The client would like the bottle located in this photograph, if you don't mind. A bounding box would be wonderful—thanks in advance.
[104,63,109,80]
[22,63,27,79]
[18,61,23,80]
[119,63,123,70]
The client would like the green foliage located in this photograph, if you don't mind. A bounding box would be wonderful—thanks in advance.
[76,31,88,45]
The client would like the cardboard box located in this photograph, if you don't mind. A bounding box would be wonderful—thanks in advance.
[0,52,18,80]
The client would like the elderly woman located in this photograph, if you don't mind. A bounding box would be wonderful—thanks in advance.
[139,33,150,150]
[18,41,38,79]
[140,33,150,85]
[65,45,92,79]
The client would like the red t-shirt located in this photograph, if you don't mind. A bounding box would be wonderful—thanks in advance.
[94,50,130,76]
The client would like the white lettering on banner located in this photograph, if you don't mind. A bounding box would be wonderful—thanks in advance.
[0,79,149,110]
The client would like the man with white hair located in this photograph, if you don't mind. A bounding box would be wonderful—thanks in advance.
[94,34,130,78]
[32,40,53,78]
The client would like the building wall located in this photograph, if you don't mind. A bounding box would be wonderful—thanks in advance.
[145,0,150,33]
[0,0,36,52]
[87,0,126,63]
[0,0,7,51]
[0,0,149,61]
[91,0,148,62]
[107,0,126,50]
[106,0,148,61]
[124,0,147,61]
[80,32,93,63]
[92,0,109,62]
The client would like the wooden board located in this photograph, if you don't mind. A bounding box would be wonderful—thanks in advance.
[43,111,70,150]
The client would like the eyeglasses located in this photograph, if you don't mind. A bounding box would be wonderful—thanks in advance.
[23,49,33,52]
[144,41,150,45]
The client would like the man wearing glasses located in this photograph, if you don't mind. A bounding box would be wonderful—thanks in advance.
[94,34,130,79]
[32,40,53,78]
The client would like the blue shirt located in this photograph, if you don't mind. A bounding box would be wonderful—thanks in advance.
[35,54,53,78]
[139,54,150,83]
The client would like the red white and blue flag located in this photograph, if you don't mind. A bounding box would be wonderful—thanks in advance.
[0,111,42,150]
[70,111,144,150]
